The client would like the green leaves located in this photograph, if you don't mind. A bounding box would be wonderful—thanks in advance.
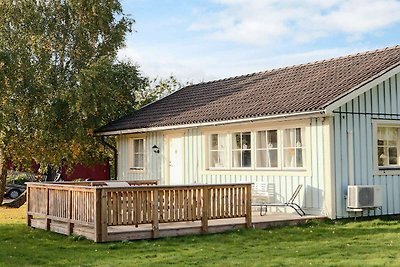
[0,0,135,167]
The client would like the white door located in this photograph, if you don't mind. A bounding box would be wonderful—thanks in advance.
[168,135,184,185]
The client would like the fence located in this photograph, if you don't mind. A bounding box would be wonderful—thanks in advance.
[27,182,252,242]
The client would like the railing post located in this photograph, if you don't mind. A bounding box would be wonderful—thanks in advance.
[26,186,32,227]
[101,188,108,242]
[152,188,160,238]
[245,184,252,228]
[201,186,210,233]
[94,188,102,242]
[46,188,50,231]
[67,189,73,235]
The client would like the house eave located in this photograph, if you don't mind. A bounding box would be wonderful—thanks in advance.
[94,110,326,136]
[324,62,400,114]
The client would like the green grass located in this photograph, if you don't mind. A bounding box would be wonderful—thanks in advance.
[2,206,400,266]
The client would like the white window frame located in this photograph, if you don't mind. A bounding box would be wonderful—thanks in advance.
[231,131,252,169]
[130,137,146,172]
[205,125,308,172]
[208,133,229,170]
[282,127,306,170]
[373,120,400,175]
[255,129,279,169]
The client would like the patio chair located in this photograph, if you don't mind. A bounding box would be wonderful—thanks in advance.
[265,184,306,216]
[252,182,276,216]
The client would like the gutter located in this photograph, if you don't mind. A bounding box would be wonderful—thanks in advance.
[95,110,327,136]
[99,137,118,180]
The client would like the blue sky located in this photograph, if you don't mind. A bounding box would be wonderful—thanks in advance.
[119,0,400,83]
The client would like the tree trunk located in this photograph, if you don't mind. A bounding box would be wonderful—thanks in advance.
[0,148,7,205]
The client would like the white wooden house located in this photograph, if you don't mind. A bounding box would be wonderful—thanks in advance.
[96,46,400,219]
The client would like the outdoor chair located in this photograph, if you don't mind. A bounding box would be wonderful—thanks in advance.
[252,184,306,216]
[252,182,275,216]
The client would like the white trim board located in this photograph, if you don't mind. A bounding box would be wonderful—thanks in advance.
[95,110,325,136]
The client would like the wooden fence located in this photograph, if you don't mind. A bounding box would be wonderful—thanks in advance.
[27,182,252,242]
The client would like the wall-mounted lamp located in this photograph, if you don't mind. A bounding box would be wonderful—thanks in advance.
[152,145,160,154]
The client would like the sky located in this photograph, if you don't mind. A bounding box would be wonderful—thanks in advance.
[119,0,400,83]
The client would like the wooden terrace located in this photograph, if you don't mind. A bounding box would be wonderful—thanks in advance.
[26,181,325,242]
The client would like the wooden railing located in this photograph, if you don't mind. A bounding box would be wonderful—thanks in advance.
[27,182,252,242]
[59,180,159,186]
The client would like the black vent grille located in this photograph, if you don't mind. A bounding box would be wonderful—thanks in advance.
[358,187,374,206]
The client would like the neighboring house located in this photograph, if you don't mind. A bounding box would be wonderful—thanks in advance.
[95,45,400,219]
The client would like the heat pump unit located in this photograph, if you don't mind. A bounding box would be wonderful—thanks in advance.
[347,185,383,209]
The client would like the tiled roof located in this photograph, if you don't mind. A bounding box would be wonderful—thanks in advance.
[96,45,400,133]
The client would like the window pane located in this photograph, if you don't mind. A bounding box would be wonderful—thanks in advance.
[233,133,241,149]
[269,150,278,167]
[134,153,144,169]
[387,128,397,140]
[296,128,302,146]
[242,150,251,167]
[284,149,295,168]
[256,131,266,149]
[134,140,139,153]
[218,151,226,167]
[211,134,218,150]
[284,129,296,147]
[256,150,267,167]
[389,147,398,165]
[268,130,277,148]
[219,135,226,150]
[378,147,385,166]
[232,151,241,167]
[210,151,219,167]
[378,127,385,139]
[242,132,251,149]
[296,149,303,167]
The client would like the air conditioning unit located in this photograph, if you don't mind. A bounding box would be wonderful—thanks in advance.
[347,185,383,209]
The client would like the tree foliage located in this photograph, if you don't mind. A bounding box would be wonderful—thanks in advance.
[0,0,164,203]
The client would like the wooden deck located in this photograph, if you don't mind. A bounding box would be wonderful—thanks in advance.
[30,213,325,241]
[26,181,325,242]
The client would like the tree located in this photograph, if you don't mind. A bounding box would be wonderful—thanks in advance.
[0,0,147,204]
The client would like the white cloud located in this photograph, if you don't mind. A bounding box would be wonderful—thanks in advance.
[191,0,400,45]
[118,44,369,82]
[118,46,216,83]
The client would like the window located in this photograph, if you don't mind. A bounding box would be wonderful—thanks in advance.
[283,128,305,168]
[377,126,399,168]
[232,132,251,168]
[206,126,307,171]
[209,134,227,168]
[256,130,278,168]
[131,138,145,170]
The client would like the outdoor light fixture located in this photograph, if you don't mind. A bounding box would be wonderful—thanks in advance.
[152,145,160,154]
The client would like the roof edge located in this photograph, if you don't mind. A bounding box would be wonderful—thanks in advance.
[324,61,400,113]
[94,110,326,136]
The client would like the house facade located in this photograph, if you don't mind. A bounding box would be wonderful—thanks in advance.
[96,46,400,219]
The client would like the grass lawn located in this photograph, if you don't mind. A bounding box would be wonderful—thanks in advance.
[1,206,400,266]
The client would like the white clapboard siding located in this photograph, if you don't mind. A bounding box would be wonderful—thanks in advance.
[333,73,400,218]
[117,118,329,216]
[117,132,164,183]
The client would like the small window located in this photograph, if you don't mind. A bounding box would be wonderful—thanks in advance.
[377,126,399,168]
[283,128,305,168]
[209,134,227,168]
[232,132,251,168]
[131,138,145,170]
[256,130,278,168]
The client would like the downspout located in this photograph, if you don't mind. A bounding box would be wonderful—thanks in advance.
[100,137,118,180]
